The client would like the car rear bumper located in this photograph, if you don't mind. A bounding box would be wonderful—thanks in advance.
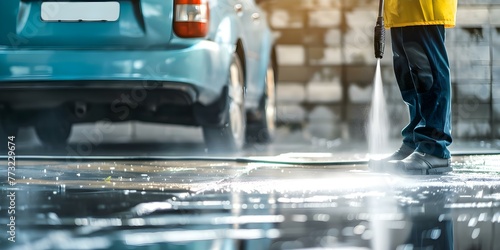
[0,80,231,127]
[0,40,233,105]
[0,80,197,109]
[0,80,201,126]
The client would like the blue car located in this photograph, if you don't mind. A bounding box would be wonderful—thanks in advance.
[0,0,277,151]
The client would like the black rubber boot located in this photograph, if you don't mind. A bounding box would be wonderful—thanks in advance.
[386,152,452,175]
[369,144,414,172]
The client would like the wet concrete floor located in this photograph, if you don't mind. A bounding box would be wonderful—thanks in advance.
[1,140,500,249]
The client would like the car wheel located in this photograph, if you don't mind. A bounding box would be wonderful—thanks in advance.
[203,53,246,152]
[35,110,72,148]
[246,61,276,143]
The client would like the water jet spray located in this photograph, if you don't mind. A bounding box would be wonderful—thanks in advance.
[367,0,389,156]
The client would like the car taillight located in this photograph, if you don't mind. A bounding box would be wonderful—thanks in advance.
[174,0,209,38]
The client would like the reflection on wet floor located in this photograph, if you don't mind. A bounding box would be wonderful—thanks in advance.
[1,153,500,249]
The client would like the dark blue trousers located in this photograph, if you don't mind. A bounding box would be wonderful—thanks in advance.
[391,25,452,159]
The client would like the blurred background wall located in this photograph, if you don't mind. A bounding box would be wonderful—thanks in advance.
[260,0,500,142]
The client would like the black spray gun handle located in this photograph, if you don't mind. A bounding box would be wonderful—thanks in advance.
[374,0,385,59]
[374,17,385,59]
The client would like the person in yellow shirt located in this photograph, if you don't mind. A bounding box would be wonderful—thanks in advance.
[371,0,458,175]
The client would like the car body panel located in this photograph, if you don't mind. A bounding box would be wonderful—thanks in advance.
[0,0,274,126]
[1,0,174,49]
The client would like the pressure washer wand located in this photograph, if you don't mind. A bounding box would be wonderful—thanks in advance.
[374,0,385,59]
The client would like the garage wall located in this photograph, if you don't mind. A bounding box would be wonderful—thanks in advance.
[261,0,500,140]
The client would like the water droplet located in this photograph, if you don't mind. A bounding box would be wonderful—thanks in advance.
[457,214,468,222]
[468,217,478,227]
[292,214,307,222]
[471,228,480,239]
[430,229,441,239]
[438,214,446,222]
[313,214,330,222]
[476,190,484,198]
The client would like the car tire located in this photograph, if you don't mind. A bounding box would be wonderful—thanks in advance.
[246,61,276,143]
[35,110,72,148]
[203,53,246,152]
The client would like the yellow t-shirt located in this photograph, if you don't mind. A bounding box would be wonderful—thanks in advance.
[384,0,458,28]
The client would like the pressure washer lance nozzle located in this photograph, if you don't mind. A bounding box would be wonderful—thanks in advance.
[374,16,385,59]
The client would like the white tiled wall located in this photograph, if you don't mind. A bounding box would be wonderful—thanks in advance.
[262,0,500,139]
